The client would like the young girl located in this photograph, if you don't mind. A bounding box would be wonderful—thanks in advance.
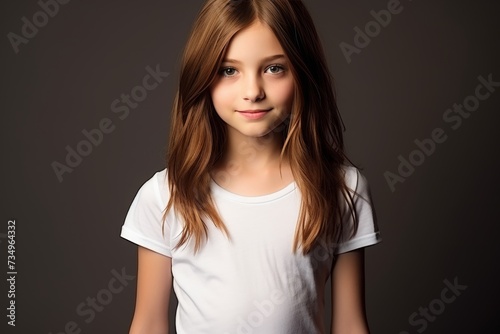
[120,0,381,333]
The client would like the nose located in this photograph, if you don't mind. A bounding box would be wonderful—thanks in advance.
[242,74,265,102]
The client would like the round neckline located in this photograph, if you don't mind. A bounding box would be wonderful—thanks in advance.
[210,178,297,204]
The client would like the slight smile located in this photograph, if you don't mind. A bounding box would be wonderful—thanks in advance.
[236,108,272,120]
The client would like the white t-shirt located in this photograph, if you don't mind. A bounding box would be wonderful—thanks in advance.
[120,165,381,334]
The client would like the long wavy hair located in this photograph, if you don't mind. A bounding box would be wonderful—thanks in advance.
[163,0,358,255]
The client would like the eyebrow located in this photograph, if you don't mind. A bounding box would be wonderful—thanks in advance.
[222,54,287,64]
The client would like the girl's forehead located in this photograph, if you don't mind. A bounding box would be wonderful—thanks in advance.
[223,20,286,61]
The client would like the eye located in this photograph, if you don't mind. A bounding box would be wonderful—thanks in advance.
[266,64,285,74]
[220,67,238,77]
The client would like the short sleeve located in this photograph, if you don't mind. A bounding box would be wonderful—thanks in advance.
[335,166,381,254]
[120,169,172,257]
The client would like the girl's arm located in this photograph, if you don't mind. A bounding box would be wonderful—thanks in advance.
[129,246,172,334]
[330,248,370,334]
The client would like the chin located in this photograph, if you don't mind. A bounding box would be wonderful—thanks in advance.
[240,130,272,138]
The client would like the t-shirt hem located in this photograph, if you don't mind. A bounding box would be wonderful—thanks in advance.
[335,232,381,254]
[120,225,172,258]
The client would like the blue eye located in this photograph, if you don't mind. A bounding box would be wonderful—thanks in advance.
[220,67,237,77]
[266,64,285,74]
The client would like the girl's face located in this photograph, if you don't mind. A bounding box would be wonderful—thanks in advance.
[210,20,294,141]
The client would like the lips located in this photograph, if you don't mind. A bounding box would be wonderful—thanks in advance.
[237,108,272,113]
[236,108,271,120]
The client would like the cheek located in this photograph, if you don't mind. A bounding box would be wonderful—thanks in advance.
[210,83,234,111]
[273,79,295,109]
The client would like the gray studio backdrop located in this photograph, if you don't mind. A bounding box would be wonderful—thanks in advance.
[2,0,499,333]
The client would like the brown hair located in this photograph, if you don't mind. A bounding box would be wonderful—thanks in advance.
[163,0,358,254]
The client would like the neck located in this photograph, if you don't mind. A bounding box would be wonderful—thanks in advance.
[217,128,287,173]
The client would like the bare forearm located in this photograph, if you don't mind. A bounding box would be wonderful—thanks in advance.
[129,319,169,334]
[331,324,369,334]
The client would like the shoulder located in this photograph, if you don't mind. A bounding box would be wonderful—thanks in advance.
[335,164,381,253]
[121,168,173,257]
[340,164,368,195]
[133,168,169,209]
[154,168,169,207]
